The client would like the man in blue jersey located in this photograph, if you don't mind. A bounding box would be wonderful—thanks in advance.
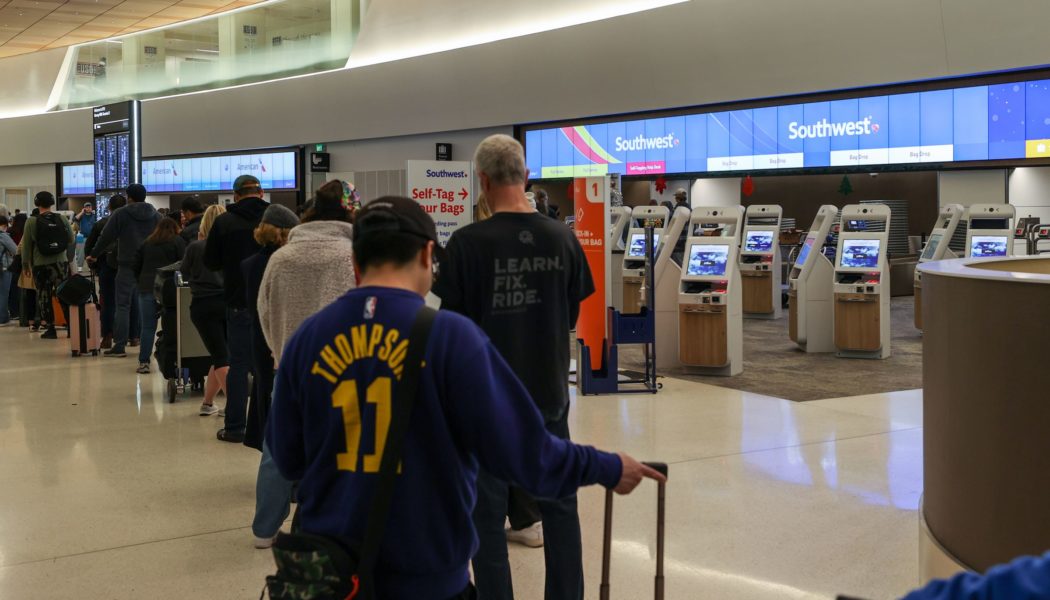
[267,197,664,600]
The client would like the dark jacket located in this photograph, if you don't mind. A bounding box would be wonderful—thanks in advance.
[85,215,117,270]
[242,245,279,452]
[90,202,163,267]
[181,240,223,299]
[134,237,186,293]
[180,215,202,245]
[203,197,267,308]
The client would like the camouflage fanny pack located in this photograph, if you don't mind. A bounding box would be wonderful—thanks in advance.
[263,531,360,600]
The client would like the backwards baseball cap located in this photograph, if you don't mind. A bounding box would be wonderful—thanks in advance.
[353,196,439,249]
[233,174,261,194]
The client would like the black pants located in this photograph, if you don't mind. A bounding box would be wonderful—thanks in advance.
[189,295,228,368]
[33,263,68,330]
[508,486,542,530]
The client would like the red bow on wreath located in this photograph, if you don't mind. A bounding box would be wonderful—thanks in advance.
[742,175,755,197]
[655,176,667,194]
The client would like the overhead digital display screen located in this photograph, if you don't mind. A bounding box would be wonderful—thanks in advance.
[686,244,729,277]
[62,164,95,195]
[141,151,297,192]
[839,239,882,269]
[524,77,1050,177]
[68,150,298,194]
[94,132,131,191]
[92,103,132,135]
[743,230,775,253]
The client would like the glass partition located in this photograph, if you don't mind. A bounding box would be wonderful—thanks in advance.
[53,0,361,110]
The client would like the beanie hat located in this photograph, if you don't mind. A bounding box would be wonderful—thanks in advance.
[261,204,299,229]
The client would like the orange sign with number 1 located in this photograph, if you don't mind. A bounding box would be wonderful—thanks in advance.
[573,177,609,371]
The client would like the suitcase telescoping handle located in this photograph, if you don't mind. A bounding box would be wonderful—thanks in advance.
[600,462,669,600]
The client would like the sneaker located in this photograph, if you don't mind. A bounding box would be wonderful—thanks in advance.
[103,348,127,358]
[128,338,140,347]
[218,408,226,417]
[254,535,277,549]
[506,522,544,548]
[40,328,58,339]
[30,323,39,332]
[199,403,219,416]
[136,363,150,374]
[100,335,112,350]
[216,428,244,443]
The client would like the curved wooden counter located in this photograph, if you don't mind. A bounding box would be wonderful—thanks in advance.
[918,256,1050,572]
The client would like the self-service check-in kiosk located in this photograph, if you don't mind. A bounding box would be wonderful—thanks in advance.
[1014,216,1040,256]
[965,204,1015,259]
[739,205,783,319]
[833,204,891,359]
[914,204,964,330]
[678,206,744,375]
[610,206,632,312]
[610,206,632,252]
[788,205,838,353]
[622,206,670,313]
[1034,224,1050,254]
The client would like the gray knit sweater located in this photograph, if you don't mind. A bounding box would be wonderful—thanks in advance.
[258,220,356,364]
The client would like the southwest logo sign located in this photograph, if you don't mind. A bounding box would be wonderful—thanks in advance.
[788,116,878,140]
[614,133,679,152]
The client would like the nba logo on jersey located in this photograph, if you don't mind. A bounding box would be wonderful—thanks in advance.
[364,297,377,320]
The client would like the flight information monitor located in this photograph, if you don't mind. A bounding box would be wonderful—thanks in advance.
[686,243,730,276]
[839,239,882,269]
[744,230,775,253]
[921,233,943,260]
[795,236,816,268]
[627,232,661,258]
[92,101,141,193]
[970,235,1008,257]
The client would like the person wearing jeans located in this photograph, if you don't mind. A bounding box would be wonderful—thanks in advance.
[0,215,16,325]
[132,217,185,373]
[88,184,161,358]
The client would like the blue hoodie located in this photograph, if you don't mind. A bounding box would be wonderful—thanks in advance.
[902,551,1050,599]
[268,286,621,599]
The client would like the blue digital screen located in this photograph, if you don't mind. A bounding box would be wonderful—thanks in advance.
[795,236,815,268]
[60,150,298,195]
[970,235,1008,257]
[61,164,95,195]
[525,76,1050,177]
[627,232,660,258]
[839,239,881,269]
[744,230,775,253]
[687,244,730,277]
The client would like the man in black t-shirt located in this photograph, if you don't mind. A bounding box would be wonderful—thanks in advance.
[434,134,594,600]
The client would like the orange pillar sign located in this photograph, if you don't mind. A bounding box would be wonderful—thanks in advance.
[574,176,610,371]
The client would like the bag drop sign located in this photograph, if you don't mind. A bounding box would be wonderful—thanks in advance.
[406,160,474,246]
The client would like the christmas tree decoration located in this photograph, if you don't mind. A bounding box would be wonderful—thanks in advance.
[742,175,755,197]
[655,175,668,194]
[838,175,853,196]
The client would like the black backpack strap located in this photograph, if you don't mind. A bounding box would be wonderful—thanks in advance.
[356,305,437,599]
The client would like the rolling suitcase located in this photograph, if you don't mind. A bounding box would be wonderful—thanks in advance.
[69,302,101,356]
[600,462,668,600]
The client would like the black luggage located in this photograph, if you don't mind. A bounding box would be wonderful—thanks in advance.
[56,274,94,306]
[600,462,668,600]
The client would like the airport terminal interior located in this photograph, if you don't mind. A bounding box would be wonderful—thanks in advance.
[2,1,1050,599]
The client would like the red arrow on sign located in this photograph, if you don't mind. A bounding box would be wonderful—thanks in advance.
[459,187,469,200]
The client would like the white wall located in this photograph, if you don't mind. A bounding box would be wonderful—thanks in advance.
[325,127,509,172]
[937,170,1007,207]
[0,164,57,214]
[691,178,742,208]
[5,0,1050,165]
[1008,167,1050,223]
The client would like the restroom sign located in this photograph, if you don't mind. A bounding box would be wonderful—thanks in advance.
[407,160,474,246]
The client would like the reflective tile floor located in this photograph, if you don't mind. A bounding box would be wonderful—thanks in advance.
[0,325,924,599]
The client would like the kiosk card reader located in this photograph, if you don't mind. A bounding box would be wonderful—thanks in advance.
[739,205,783,319]
[622,206,670,313]
[914,204,964,330]
[678,206,744,375]
[788,205,838,353]
[965,204,1015,259]
[833,204,891,359]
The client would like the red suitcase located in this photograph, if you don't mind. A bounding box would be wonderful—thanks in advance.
[600,462,668,600]
[69,302,101,357]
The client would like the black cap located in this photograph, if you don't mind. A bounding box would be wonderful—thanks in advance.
[354,196,439,247]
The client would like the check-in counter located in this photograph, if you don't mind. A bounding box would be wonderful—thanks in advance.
[918,255,1050,582]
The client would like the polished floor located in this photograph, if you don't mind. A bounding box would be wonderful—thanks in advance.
[0,323,924,599]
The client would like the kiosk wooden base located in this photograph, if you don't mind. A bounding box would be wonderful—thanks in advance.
[679,304,728,367]
[623,276,643,314]
[914,281,923,329]
[742,271,774,315]
[787,289,798,343]
[834,293,881,352]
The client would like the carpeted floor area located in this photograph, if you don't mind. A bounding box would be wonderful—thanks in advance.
[618,296,923,401]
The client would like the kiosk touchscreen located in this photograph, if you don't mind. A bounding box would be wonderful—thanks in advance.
[788,205,838,353]
[739,205,783,319]
[622,206,670,313]
[678,206,744,375]
[914,204,963,330]
[964,204,1015,260]
[833,204,891,359]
